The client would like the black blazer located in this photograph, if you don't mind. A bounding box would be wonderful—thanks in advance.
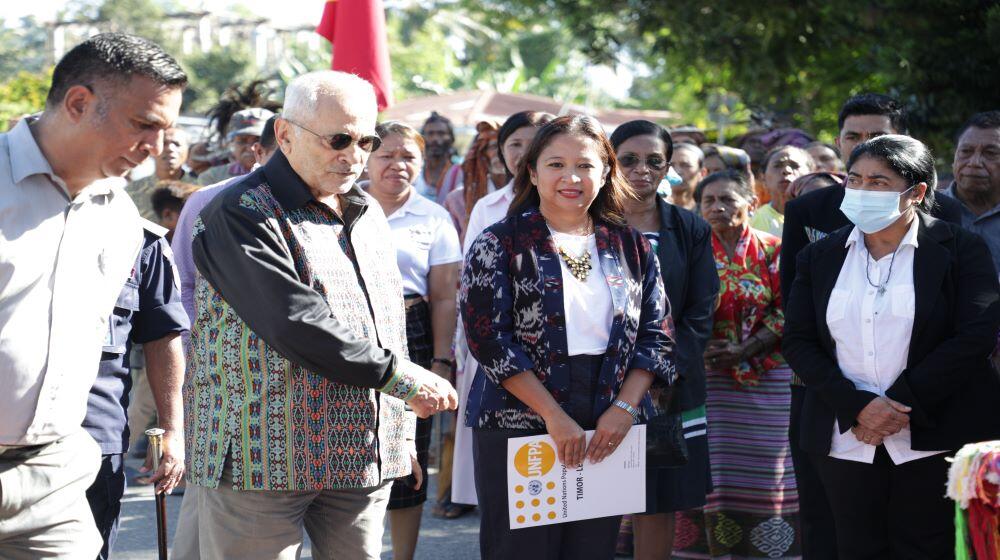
[655,197,719,410]
[783,213,1000,454]
[780,184,964,303]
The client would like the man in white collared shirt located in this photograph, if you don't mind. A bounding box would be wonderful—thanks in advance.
[0,32,186,559]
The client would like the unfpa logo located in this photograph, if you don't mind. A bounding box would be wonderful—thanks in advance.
[512,440,559,526]
[514,441,555,478]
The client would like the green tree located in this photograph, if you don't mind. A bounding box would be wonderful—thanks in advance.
[0,69,53,130]
[488,0,1000,154]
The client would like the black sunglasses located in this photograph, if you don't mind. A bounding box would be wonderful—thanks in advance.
[284,118,382,153]
[618,154,668,171]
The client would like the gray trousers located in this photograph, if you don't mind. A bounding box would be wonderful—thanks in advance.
[197,461,393,560]
[0,430,103,559]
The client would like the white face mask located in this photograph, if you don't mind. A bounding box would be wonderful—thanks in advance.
[839,185,915,234]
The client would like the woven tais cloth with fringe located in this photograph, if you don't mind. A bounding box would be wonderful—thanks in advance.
[947,441,1000,559]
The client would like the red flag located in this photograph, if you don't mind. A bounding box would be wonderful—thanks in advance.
[316,0,394,111]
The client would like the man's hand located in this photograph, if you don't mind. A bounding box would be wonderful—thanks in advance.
[407,367,458,418]
[141,428,185,494]
[856,397,911,437]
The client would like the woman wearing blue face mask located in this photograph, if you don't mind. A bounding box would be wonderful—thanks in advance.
[783,134,1000,559]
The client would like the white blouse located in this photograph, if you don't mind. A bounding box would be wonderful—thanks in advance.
[826,219,946,464]
[549,230,613,356]
[463,181,514,255]
[385,191,462,297]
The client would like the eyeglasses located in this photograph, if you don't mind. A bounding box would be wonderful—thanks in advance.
[618,154,668,171]
[284,118,382,153]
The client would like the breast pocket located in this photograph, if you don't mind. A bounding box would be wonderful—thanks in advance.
[825,288,850,325]
[890,285,916,320]
[103,281,139,355]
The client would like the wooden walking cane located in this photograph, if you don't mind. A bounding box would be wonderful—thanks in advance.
[145,428,169,560]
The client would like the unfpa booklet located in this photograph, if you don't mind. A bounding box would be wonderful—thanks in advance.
[507,425,646,529]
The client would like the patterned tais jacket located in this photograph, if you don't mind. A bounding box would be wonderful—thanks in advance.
[460,207,676,430]
[186,151,420,491]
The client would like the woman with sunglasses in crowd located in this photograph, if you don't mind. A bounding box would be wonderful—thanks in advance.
[461,115,675,559]
[611,120,719,559]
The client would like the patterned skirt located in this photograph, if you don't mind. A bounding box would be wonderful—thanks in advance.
[673,365,801,559]
[388,297,434,510]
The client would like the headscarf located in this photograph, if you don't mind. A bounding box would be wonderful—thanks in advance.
[703,144,752,169]
[463,120,502,218]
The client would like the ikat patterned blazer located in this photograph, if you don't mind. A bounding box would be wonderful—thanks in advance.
[460,206,676,430]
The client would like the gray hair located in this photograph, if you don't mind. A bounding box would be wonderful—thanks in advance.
[673,143,705,167]
[282,71,377,124]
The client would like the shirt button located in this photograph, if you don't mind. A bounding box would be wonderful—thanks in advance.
[866,319,871,323]
[867,351,874,356]
[868,290,874,295]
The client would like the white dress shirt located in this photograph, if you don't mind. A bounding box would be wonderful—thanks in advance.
[0,119,143,446]
[826,219,946,464]
[385,189,462,297]
[549,230,613,355]
[463,181,514,255]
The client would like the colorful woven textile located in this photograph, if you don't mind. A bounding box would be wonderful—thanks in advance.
[947,441,1000,559]
[673,365,801,559]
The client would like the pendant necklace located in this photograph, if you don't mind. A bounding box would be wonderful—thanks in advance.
[864,246,897,297]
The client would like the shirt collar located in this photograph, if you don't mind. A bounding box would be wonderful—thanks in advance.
[846,214,920,249]
[261,150,369,213]
[389,189,430,219]
[8,117,122,200]
[9,117,56,185]
[486,182,515,207]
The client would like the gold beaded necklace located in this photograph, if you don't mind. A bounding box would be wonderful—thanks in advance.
[551,218,595,282]
[557,245,593,282]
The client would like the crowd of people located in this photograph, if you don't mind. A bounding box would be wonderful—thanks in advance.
[1,30,999,560]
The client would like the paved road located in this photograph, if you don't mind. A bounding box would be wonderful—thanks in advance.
[112,459,482,560]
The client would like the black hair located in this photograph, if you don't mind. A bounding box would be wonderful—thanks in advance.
[150,181,197,217]
[693,169,755,205]
[805,140,842,159]
[955,111,1000,142]
[761,145,816,173]
[259,116,277,150]
[421,111,455,141]
[847,134,937,213]
[837,93,908,135]
[205,80,282,142]
[508,114,632,227]
[47,32,186,108]
[497,111,556,173]
[609,119,674,162]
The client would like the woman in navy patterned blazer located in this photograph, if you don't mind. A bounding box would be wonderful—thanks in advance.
[460,115,676,560]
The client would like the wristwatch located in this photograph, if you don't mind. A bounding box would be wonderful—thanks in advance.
[612,399,639,422]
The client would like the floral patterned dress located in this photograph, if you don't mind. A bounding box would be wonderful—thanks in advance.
[673,225,802,559]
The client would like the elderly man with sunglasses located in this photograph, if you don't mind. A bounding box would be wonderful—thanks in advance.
[184,70,458,560]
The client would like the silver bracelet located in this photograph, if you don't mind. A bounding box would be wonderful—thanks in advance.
[612,399,639,421]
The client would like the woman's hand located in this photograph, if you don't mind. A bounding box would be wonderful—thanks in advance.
[544,410,587,467]
[856,397,911,436]
[851,425,885,446]
[586,406,634,464]
[408,444,423,491]
[703,339,743,370]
